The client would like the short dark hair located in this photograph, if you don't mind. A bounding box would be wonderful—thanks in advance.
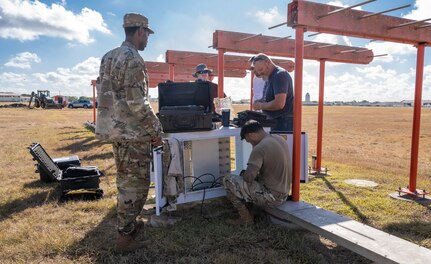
[125,26,140,37]
[240,120,264,140]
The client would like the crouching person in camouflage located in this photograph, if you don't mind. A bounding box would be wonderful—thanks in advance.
[223,120,292,225]
[96,13,168,253]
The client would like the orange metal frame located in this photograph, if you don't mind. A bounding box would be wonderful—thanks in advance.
[146,61,246,87]
[288,0,430,198]
[165,50,295,97]
[91,80,97,124]
[212,29,374,201]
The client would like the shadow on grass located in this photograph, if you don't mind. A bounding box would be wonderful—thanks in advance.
[64,199,372,264]
[383,220,431,245]
[321,177,369,224]
[23,179,57,189]
[65,206,121,263]
[58,129,88,135]
[56,137,106,153]
[85,152,114,161]
[0,186,60,222]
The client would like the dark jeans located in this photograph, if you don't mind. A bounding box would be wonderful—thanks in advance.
[270,116,293,133]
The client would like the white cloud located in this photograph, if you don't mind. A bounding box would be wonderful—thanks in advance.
[72,57,100,73]
[4,52,41,69]
[326,1,346,7]
[327,1,363,10]
[312,33,352,46]
[0,0,110,44]
[403,0,431,20]
[365,41,416,62]
[319,65,419,102]
[156,54,164,62]
[0,57,100,96]
[253,7,283,27]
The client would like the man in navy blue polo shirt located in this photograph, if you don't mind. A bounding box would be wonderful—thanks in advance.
[250,53,294,132]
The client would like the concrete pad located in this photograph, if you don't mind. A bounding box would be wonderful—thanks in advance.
[389,192,431,206]
[344,179,378,187]
[265,201,431,264]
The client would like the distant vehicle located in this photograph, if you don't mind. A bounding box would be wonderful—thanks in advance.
[68,99,93,109]
[28,90,65,109]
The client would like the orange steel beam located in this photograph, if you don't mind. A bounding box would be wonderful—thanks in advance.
[316,60,325,172]
[409,43,425,192]
[213,30,373,64]
[149,78,195,88]
[288,1,429,196]
[218,48,225,98]
[91,79,96,123]
[291,26,305,202]
[146,61,246,79]
[169,64,174,81]
[287,1,431,45]
[166,50,295,72]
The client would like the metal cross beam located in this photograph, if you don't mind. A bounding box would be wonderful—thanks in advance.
[165,50,295,72]
[146,61,247,88]
[212,30,373,64]
[146,61,246,78]
[287,1,431,45]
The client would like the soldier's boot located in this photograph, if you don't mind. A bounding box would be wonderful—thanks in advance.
[226,192,254,225]
[115,233,148,253]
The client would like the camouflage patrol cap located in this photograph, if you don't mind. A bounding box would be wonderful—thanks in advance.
[123,13,154,34]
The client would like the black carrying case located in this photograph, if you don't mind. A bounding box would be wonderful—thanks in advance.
[28,143,103,198]
[37,155,81,183]
[157,81,218,132]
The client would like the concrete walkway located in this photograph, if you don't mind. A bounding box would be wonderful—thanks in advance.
[265,201,431,264]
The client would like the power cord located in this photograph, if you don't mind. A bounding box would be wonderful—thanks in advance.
[183,173,224,219]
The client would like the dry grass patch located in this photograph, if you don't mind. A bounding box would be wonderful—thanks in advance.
[0,106,430,263]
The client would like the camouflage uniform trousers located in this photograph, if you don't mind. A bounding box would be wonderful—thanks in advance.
[113,140,152,235]
[223,174,287,208]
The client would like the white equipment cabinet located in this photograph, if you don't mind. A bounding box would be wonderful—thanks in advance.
[153,127,308,216]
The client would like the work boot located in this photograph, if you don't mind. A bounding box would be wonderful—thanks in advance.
[227,204,254,225]
[225,191,254,225]
[114,233,148,253]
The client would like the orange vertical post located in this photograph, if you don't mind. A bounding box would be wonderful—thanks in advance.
[409,43,425,192]
[169,64,175,81]
[250,71,255,110]
[217,48,225,98]
[292,26,305,202]
[316,59,325,171]
[91,80,97,124]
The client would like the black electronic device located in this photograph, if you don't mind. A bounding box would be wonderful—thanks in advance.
[157,81,218,132]
[158,81,218,113]
[234,110,277,128]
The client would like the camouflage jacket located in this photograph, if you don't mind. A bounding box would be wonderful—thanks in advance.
[96,41,161,142]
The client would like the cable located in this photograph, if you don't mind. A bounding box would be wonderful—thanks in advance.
[182,173,225,219]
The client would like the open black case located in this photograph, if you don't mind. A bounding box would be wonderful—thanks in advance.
[28,143,103,199]
[157,81,218,132]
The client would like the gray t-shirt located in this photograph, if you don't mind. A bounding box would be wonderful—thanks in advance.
[247,134,292,196]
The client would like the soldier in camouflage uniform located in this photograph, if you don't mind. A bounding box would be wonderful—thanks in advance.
[223,120,292,225]
[96,13,166,253]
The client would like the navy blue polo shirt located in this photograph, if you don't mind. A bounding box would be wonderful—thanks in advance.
[263,66,294,119]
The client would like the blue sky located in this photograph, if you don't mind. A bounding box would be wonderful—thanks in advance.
[0,0,430,102]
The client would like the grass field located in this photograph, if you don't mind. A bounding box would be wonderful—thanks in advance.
[0,105,430,263]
